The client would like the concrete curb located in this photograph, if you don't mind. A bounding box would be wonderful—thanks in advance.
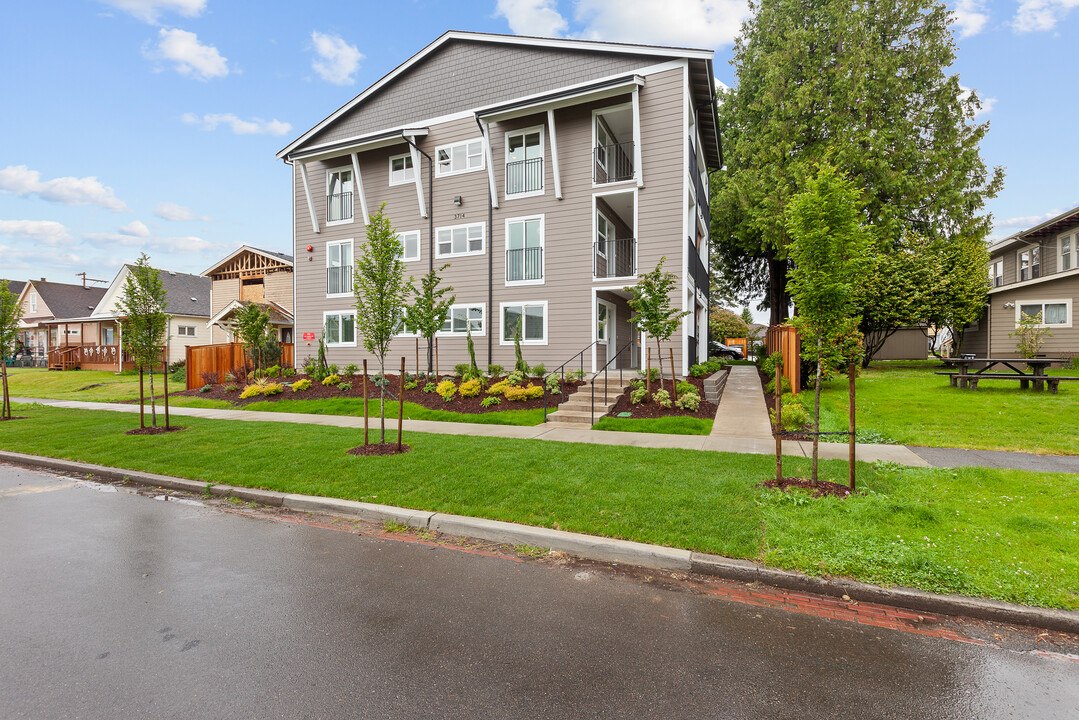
[3,450,1076,635]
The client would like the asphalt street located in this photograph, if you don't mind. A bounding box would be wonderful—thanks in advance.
[1,463,1076,719]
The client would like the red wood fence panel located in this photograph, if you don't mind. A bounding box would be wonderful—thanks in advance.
[765,325,801,394]
[185,343,295,390]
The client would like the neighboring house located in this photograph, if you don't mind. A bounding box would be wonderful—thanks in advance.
[965,205,1079,358]
[874,327,930,361]
[202,246,295,344]
[277,31,721,375]
[14,279,107,366]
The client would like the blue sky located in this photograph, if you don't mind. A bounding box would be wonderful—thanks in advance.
[2,0,1077,302]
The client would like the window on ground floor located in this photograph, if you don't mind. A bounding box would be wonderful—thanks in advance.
[1017,300,1070,327]
[439,304,485,336]
[324,311,356,346]
[501,302,547,345]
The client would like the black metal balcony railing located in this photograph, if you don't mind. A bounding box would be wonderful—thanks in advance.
[327,192,353,222]
[326,265,353,295]
[505,157,543,195]
[688,236,709,297]
[688,147,708,209]
[506,247,544,283]
[593,238,637,279]
[593,141,635,183]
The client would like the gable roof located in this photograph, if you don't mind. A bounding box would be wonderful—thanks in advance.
[91,265,211,319]
[201,245,294,278]
[1,279,25,297]
[28,280,107,320]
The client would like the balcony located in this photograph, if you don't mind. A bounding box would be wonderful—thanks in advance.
[593,141,634,184]
[687,236,709,298]
[326,265,353,295]
[593,238,636,279]
[506,157,543,195]
[506,247,543,283]
[688,147,708,213]
[327,191,353,223]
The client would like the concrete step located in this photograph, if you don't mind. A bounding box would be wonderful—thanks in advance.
[545,409,603,424]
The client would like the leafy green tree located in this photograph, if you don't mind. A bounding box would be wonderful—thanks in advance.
[926,233,989,358]
[0,280,25,420]
[626,257,689,394]
[712,0,1003,325]
[403,264,454,376]
[235,303,273,374]
[740,307,753,326]
[118,254,170,428]
[354,204,411,443]
[858,233,934,366]
[710,308,750,343]
[785,163,872,484]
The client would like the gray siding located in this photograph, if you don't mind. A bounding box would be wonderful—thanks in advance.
[985,274,1079,358]
[874,327,929,360]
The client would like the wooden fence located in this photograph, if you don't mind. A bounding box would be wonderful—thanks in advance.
[765,325,801,394]
[185,342,293,390]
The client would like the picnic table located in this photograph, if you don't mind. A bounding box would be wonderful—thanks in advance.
[937,357,1071,393]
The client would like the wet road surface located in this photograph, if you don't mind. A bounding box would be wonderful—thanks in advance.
[1,463,1076,719]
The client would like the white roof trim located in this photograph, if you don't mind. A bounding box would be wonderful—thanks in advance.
[474,75,644,122]
[207,299,295,327]
[287,128,428,163]
[277,30,713,159]
[988,266,1079,294]
[202,245,295,277]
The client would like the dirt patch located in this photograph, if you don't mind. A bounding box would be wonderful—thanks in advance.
[125,425,186,436]
[0,416,29,421]
[762,476,853,498]
[347,443,412,456]
[603,373,717,420]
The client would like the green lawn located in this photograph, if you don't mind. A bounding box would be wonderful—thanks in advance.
[3,368,153,402]
[240,397,546,426]
[813,361,1079,455]
[3,403,1076,609]
[592,416,714,435]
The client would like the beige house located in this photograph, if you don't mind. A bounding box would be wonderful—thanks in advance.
[203,246,294,344]
[14,280,107,366]
[277,31,721,375]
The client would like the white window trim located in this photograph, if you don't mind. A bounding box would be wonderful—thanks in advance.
[29,293,37,313]
[399,230,421,263]
[1015,299,1072,329]
[591,187,638,282]
[1059,232,1075,273]
[326,239,354,299]
[597,299,614,345]
[499,301,549,346]
[435,221,486,259]
[176,325,197,337]
[325,165,355,226]
[388,152,415,187]
[989,259,1003,287]
[434,138,485,178]
[504,125,545,200]
[591,103,635,189]
[504,214,545,287]
[436,303,486,337]
[1017,247,1041,282]
[595,210,612,259]
[323,310,357,347]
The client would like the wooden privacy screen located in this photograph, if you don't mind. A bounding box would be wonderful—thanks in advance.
[185,342,294,390]
[765,325,801,394]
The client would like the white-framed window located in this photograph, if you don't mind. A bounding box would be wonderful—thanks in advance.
[505,215,544,285]
[597,302,611,344]
[398,230,421,262]
[505,127,544,197]
[438,304,485,336]
[989,259,1003,287]
[500,301,547,345]
[1059,232,1075,273]
[389,153,415,186]
[596,211,613,259]
[325,166,353,224]
[435,139,484,177]
[176,326,196,337]
[1018,247,1040,282]
[324,310,357,346]
[326,239,354,297]
[1017,300,1070,328]
[29,293,37,313]
[436,222,485,258]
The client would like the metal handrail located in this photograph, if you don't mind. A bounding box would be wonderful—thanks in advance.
[590,339,634,425]
[542,340,600,423]
[593,141,634,183]
[506,247,543,282]
[505,157,543,195]
[326,265,353,295]
[326,191,353,222]
[593,238,636,279]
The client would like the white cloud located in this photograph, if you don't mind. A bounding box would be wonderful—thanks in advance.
[495,0,570,37]
[85,231,219,253]
[1013,0,1079,31]
[181,112,291,135]
[574,0,750,49]
[99,0,205,24]
[0,165,129,212]
[0,219,73,245]
[148,28,229,80]
[119,220,151,237]
[0,244,83,271]
[959,85,997,118]
[952,0,989,37]
[154,201,210,222]
[998,210,1061,227]
[309,31,364,85]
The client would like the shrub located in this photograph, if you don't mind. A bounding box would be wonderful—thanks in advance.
[262,383,284,396]
[436,379,457,401]
[503,385,528,401]
[630,386,648,404]
[343,363,359,377]
[291,379,312,392]
[224,371,237,383]
[1068,356,1079,371]
[569,368,586,381]
[198,383,213,393]
[487,380,510,396]
[322,374,341,386]
[200,371,221,386]
[264,364,281,378]
[224,383,239,393]
[404,379,419,390]
[530,363,547,378]
[653,388,672,408]
[545,375,561,395]
[282,367,296,378]
[480,396,502,407]
[338,382,352,392]
[239,385,263,399]
[638,367,661,382]
[765,376,791,395]
[770,403,810,432]
[169,366,186,384]
[452,363,469,378]
[690,359,728,377]
[487,364,504,378]
[327,364,339,377]
[423,381,437,393]
[505,370,525,385]
[676,380,696,396]
[675,391,700,411]
[526,384,543,399]
[459,378,482,397]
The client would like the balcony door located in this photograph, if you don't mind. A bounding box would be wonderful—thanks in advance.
[506,129,543,196]
[327,240,354,296]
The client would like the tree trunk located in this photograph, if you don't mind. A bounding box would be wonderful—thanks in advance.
[139,366,145,429]
[1,363,9,420]
[655,338,665,398]
[149,361,157,427]
[812,335,822,487]
[767,257,790,326]
[379,358,386,444]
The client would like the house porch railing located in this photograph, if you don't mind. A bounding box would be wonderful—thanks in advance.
[593,238,636,279]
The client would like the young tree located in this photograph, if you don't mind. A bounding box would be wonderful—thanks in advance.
[0,280,25,420]
[118,254,170,428]
[235,303,273,374]
[403,264,454,376]
[625,257,689,394]
[1011,313,1053,359]
[354,204,411,444]
[740,307,754,326]
[785,163,872,485]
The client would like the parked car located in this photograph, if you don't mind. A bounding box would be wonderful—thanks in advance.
[709,341,744,360]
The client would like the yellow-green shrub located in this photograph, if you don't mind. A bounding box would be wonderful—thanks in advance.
[436,379,457,401]
[239,384,264,399]
[459,378,481,397]
[322,374,340,386]
[486,380,510,396]
[262,383,284,396]
[291,379,312,392]
[503,385,528,401]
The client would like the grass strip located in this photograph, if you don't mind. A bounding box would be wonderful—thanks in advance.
[592,416,713,435]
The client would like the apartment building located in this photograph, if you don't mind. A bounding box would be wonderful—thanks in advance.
[277,31,721,375]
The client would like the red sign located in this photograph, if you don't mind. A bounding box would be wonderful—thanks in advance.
[302,332,316,341]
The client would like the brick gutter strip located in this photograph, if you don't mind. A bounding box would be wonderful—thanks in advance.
[4,450,1077,635]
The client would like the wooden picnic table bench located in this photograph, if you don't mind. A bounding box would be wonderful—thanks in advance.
[935,357,1077,394]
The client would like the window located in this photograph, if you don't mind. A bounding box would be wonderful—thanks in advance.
[989,260,1003,287]
[1018,247,1040,281]
[324,311,356,346]
[436,222,485,258]
[505,128,544,196]
[398,230,420,262]
[389,153,415,185]
[501,302,547,345]
[438,304,485,336]
[596,212,613,258]
[1060,232,1075,273]
[1017,301,1070,327]
[326,167,353,223]
[326,240,354,296]
[435,139,484,177]
[176,326,196,337]
[29,293,37,313]
[597,302,610,343]
[505,216,543,284]
[101,326,115,345]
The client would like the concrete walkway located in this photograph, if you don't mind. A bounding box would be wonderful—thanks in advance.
[710,366,773,439]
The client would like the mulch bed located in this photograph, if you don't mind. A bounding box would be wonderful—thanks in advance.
[125,425,186,436]
[760,368,819,441]
[172,373,582,415]
[347,443,411,456]
[762,476,853,498]
[603,373,718,420]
